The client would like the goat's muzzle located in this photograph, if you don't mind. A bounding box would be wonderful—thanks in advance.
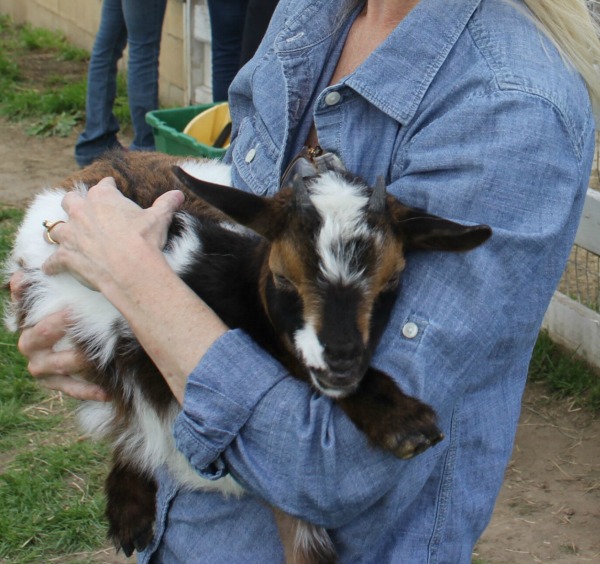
[310,345,366,398]
[312,370,362,398]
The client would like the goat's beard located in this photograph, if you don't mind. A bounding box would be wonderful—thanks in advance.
[308,368,361,399]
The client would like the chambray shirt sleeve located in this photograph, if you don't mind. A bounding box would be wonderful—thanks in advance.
[173,90,593,528]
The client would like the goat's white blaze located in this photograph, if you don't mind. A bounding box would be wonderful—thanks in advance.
[309,173,371,285]
[294,319,349,398]
[294,320,326,371]
[294,319,329,395]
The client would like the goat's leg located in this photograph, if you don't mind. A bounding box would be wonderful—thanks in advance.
[339,369,444,459]
[272,507,336,564]
[105,459,158,557]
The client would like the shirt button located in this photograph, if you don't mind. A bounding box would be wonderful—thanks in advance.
[402,322,419,339]
[324,91,341,106]
[245,148,257,163]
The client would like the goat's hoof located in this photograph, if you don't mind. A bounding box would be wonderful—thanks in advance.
[110,521,154,558]
[105,463,158,557]
[111,525,154,558]
[385,426,444,460]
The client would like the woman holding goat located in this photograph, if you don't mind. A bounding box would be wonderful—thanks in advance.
[12,0,600,561]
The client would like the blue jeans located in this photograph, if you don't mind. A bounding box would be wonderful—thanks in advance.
[75,0,167,167]
[207,0,249,102]
[207,0,279,102]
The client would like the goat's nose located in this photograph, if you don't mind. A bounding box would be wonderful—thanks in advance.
[323,342,362,373]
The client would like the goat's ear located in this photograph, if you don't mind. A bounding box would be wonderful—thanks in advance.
[397,211,492,252]
[173,166,280,238]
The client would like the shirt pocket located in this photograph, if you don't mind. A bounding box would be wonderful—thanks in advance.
[231,115,281,196]
[372,312,435,400]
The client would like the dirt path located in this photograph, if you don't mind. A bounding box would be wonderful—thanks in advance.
[0,119,77,207]
[476,383,600,563]
[1,120,599,563]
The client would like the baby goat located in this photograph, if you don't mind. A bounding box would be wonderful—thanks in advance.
[4,150,491,563]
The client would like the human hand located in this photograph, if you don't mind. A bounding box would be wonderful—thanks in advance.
[9,271,108,402]
[41,177,184,292]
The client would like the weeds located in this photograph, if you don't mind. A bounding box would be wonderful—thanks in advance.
[529,330,600,411]
[17,24,88,61]
[0,16,130,137]
[3,79,88,119]
[0,51,20,82]
[26,111,85,137]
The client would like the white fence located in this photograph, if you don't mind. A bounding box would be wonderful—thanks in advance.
[542,188,600,368]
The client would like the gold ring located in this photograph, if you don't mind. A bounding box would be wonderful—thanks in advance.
[42,219,66,245]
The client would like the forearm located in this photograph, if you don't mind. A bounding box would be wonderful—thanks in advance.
[98,237,228,404]
[173,329,416,526]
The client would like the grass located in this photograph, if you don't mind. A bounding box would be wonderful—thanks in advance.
[17,23,89,61]
[0,442,109,562]
[529,330,600,411]
[0,14,130,137]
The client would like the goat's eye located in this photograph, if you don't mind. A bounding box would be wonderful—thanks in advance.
[384,272,401,291]
[273,273,296,292]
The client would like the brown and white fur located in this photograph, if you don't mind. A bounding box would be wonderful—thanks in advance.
[4,150,491,563]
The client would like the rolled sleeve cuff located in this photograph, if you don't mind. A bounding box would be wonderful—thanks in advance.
[174,329,288,479]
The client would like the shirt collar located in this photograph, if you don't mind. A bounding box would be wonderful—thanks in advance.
[276,0,483,126]
[350,0,482,124]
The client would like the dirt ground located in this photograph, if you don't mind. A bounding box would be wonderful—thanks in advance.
[1,119,599,563]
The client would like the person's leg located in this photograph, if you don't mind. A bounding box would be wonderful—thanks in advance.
[207,0,249,102]
[240,0,279,66]
[122,0,167,151]
[74,0,128,167]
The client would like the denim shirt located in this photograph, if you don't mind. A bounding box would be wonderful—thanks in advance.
[141,0,595,562]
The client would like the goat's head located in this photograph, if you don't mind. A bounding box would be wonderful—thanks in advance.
[173,163,491,398]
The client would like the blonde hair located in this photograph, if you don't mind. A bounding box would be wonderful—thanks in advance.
[520,0,600,119]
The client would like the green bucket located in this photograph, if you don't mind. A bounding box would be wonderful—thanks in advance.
[145,104,228,159]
